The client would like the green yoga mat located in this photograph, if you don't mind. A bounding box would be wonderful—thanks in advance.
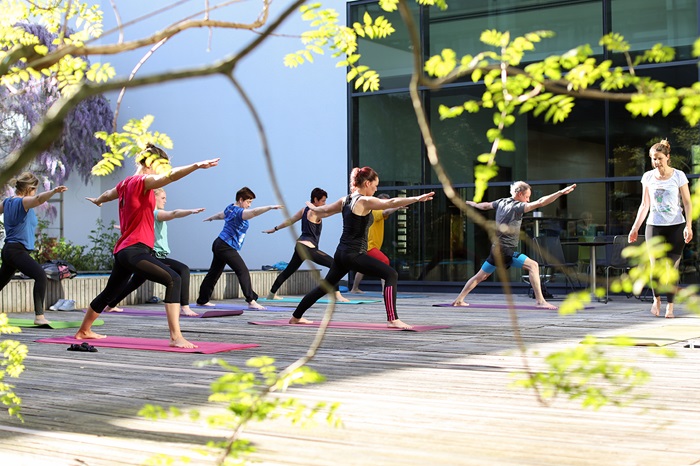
[7,318,104,329]
[258,297,381,304]
[590,325,700,347]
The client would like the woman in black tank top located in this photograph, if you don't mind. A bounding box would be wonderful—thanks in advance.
[289,167,434,330]
[263,188,349,302]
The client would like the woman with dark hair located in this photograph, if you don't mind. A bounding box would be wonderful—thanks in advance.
[75,145,219,348]
[196,187,281,309]
[263,187,348,302]
[290,167,434,329]
[628,139,693,318]
[0,172,67,325]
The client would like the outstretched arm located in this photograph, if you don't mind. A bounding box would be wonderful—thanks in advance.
[357,192,435,214]
[203,211,225,222]
[157,208,205,222]
[22,186,68,210]
[263,207,304,234]
[143,158,220,191]
[86,187,118,207]
[524,184,577,213]
[242,205,282,221]
[466,200,494,211]
[305,197,344,219]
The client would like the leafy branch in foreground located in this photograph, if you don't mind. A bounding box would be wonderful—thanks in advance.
[139,356,342,465]
[512,336,657,410]
[0,314,26,420]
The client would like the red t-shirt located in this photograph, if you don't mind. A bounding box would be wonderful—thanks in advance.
[113,175,155,254]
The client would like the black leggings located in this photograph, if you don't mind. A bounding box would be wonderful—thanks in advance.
[197,237,258,304]
[270,243,338,294]
[107,256,191,308]
[645,222,685,303]
[293,249,399,321]
[0,242,47,316]
[91,243,181,313]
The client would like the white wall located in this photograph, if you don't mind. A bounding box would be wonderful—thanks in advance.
[59,1,347,270]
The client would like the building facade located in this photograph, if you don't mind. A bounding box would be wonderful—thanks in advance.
[347,0,700,289]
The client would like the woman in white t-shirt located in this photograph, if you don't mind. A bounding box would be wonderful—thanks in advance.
[628,139,693,318]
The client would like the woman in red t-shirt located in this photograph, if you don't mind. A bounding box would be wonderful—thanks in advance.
[74,144,218,348]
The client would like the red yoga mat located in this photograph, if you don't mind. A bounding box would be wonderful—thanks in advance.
[432,303,594,310]
[36,336,259,353]
[248,319,450,332]
[101,308,244,318]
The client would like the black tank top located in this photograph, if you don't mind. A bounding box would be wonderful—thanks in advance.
[298,206,322,246]
[337,193,373,254]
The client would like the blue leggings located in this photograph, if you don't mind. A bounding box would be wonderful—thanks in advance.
[91,243,181,313]
[293,249,399,321]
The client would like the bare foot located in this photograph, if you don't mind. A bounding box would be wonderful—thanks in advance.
[289,317,314,324]
[248,300,266,310]
[267,292,283,300]
[199,302,216,307]
[650,299,661,317]
[536,301,558,310]
[336,294,350,303]
[75,329,107,339]
[34,317,50,325]
[451,301,469,307]
[180,306,199,317]
[104,306,123,313]
[170,337,197,348]
[665,304,674,319]
[349,289,364,294]
[388,319,413,330]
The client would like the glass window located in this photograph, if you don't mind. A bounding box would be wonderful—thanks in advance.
[355,93,423,185]
[428,0,604,64]
[611,0,698,61]
[349,1,420,90]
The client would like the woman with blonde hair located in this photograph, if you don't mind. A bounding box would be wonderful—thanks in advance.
[0,172,67,324]
[628,139,693,318]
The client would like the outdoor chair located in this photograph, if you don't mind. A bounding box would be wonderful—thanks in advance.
[523,235,580,297]
[603,235,645,303]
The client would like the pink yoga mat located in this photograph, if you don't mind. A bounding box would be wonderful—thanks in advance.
[433,303,594,310]
[191,303,291,312]
[101,308,244,318]
[36,335,259,353]
[249,319,450,332]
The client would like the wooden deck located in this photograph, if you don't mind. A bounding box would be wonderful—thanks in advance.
[2,291,700,465]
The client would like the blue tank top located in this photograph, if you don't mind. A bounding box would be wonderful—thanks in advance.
[3,197,38,250]
[298,206,322,246]
[336,193,372,254]
[218,204,249,251]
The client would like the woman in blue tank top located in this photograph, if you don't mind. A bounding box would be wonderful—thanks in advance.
[263,187,348,302]
[290,167,434,330]
[0,172,67,324]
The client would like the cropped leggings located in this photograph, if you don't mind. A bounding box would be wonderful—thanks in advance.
[270,243,338,294]
[293,249,399,321]
[197,237,258,304]
[107,256,191,308]
[645,222,685,303]
[91,243,181,313]
[0,242,47,316]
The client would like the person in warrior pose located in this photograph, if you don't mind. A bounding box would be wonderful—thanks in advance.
[289,167,434,329]
[196,187,281,309]
[0,172,67,325]
[74,144,219,348]
[451,181,576,310]
[263,187,348,302]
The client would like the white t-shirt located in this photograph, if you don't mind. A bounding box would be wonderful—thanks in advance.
[641,168,689,226]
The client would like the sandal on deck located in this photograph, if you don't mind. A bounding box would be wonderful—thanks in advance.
[67,342,98,353]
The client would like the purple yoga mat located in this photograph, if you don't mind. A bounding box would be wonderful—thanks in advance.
[99,308,244,318]
[248,319,450,332]
[191,303,291,312]
[36,336,259,353]
[433,303,593,310]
